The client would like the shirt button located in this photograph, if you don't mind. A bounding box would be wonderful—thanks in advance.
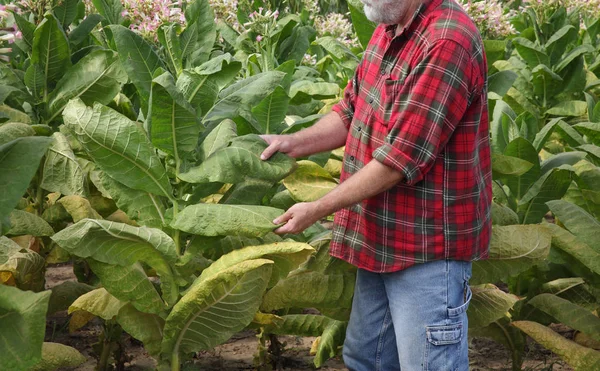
[350,156,355,161]
[368,97,374,103]
[380,69,386,75]
[357,127,362,132]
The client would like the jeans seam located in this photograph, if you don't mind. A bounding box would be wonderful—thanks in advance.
[375,307,392,371]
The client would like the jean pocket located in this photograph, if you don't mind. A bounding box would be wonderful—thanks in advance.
[447,283,472,318]
[426,323,462,346]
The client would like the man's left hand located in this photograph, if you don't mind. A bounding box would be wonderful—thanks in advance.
[273,202,326,235]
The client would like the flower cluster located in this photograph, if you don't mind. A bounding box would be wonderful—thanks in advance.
[120,0,185,38]
[314,12,359,48]
[523,0,600,25]
[0,4,22,62]
[459,0,516,39]
[302,0,321,20]
[242,7,279,42]
[209,0,242,32]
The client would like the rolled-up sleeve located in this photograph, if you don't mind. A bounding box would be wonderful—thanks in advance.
[372,40,474,185]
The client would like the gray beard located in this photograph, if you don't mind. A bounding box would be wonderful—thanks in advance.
[363,1,409,25]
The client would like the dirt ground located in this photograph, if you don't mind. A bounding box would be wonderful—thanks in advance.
[45,265,573,371]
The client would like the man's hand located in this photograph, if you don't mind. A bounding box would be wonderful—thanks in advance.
[260,134,300,160]
[273,202,328,235]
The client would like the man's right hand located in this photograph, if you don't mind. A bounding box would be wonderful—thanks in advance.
[260,134,300,160]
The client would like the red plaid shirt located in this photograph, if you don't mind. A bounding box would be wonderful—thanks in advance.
[330,0,492,272]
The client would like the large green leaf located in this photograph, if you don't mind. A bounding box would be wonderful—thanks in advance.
[503,138,540,200]
[0,137,52,220]
[95,171,166,227]
[47,281,94,315]
[546,223,600,279]
[529,294,600,341]
[261,271,355,311]
[283,160,337,202]
[512,38,549,67]
[41,132,88,196]
[491,153,534,177]
[546,101,588,116]
[197,119,237,163]
[91,0,123,24]
[574,122,600,146]
[179,134,296,184]
[540,152,588,175]
[63,99,173,198]
[157,23,183,76]
[160,259,272,363]
[0,236,46,291]
[57,195,102,222]
[539,278,598,311]
[0,285,51,371]
[219,178,274,205]
[47,49,127,122]
[183,0,216,67]
[471,225,551,285]
[31,14,71,88]
[7,209,54,236]
[467,284,518,329]
[109,25,165,103]
[51,0,79,27]
[347,0,375,49]
[251,86,290,134]
[12,12,35,52]
[512,321,600,371]
[68,288,126,322]
[545,25,578,65]
[488,70,518,99]
[51,219,178,309]
[69,14,103,46]
[0,123,35,146]
[171,203,283,237]
[176,68,219,117]
[531,64,563,99]
[197,242,314,287]
[31,342,86,371]
[518,167,573,224]
[191,53,241,89]
[204,71,286,126]
[547,200,600,252]
[149,72,200,159]
[116,303,165,356]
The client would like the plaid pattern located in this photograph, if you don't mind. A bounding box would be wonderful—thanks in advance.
[330,0,492,273]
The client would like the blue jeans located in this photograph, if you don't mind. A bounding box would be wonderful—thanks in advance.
[343,260,472,371]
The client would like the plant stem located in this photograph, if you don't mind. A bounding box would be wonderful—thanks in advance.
[35,163,44,216]
[98,334,112,371]
[172,200,181,255]
[171,352,180,371]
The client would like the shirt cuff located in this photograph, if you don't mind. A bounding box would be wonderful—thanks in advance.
[331,102,353,130]
[372,143,423,185]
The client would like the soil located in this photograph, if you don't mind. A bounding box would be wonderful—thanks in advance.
[45,265,573,371]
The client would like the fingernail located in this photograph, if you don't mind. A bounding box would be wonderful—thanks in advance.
[260,155,266,160]
[273,219,279,224]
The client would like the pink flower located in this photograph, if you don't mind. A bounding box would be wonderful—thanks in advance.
[256,35,263,42]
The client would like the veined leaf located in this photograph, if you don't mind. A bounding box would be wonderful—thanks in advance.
[529,294,600,342]
[531,64,563,99]
[69,14,103,46]
[176,68,219,118]
[0,137,52,220]
[25,64,45,100]
[11,12,35,51]
[540,278,598,311]
[491,153,534,177]
[533,117,562,152]
[540,152,587,175]
[347,0,375,49]
[518,167,573,224]
[47,281,94,315]
[160,259,272,362]
[512,37,549,67]
[116,303,165,356]
[57,195,102,222]
[193,53,242,89]
[290,81,340,102]
[546,223,600,279]
[91,0,123,24]
[63,99,173,199]
[7,209,54,236]
[47,49,127,122]
[283,160,338,202]
[157,23,183,76]
[251,86,290,134]
[30,342,86,371]
[219,178,274,205]
[546,101,588,117]
[0,285,51,371]
[88,260,166,314]
[0,105,31,123]
[574,122,600,146]
[51,0,79,27]
[547,200,600,253]
[171,203,283,237]
[261,271,355,312]
[95,171,166,227]
[109,25,165,103]
[31,14,71,87]
[149,72,200,159]
[467,284,519,329]
[68,288,126,326]
[545,25,578,65]
[488,70,518,99]
[179,22,198,60]
[184,0,216,67]
[197,119,237,162]
[51,219,178,308]
[0,123,35,146]
[0,236,45,291]
[197,242,314,287]
[503,138,541,201]
[471,225,551,285]
[512,321,600,371]
[179,134,296,184]
[41,132,88,196]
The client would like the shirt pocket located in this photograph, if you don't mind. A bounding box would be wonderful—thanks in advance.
[377,61,410,125]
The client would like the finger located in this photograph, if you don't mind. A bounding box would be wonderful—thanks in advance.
[260,141,280,160]
[273,210,292,225]
[274,222,294,235]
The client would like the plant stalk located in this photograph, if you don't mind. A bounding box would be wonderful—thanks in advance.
[171,352,180,371]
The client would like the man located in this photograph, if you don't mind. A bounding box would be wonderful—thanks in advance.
[260,0,491,368]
